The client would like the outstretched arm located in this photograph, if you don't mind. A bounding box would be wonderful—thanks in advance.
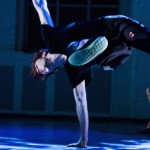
[32,0,54,26]
[67,80,89,148]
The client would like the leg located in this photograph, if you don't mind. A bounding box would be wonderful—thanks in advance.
[67,36,108,66]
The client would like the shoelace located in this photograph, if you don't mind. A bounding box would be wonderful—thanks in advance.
[103,66,114,70]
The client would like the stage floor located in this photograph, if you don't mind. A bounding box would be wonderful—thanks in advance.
[0,116,149,150]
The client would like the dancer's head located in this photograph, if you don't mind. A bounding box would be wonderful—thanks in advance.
[31,49,66,80]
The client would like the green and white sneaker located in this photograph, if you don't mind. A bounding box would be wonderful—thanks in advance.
[68,36,108,66]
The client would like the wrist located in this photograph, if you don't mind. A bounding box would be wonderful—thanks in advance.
[80,136,88,146]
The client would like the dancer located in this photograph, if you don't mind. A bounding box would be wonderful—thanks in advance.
[31,0,150,147]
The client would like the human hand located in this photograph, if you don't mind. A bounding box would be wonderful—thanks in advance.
[67,142,87,148]
[67,138,88,148]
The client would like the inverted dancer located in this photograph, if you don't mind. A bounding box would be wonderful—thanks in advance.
[31,0,150,147]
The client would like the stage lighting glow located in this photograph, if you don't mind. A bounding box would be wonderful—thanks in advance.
[100,139,150,149]
[0,136,100,150]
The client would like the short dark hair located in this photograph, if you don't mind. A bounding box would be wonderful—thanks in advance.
[31,49,56,80]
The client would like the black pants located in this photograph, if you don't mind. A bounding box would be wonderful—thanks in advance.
[102,16,150,54]
[93,16,150,69]
[123,21,150,54]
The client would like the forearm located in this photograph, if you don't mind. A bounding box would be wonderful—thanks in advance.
[76,96,89,141]
[73,80,89,146]
[32,0,54,26]
[36,8,54,26]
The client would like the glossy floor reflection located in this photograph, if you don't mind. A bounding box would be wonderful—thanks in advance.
[0,116,149,150]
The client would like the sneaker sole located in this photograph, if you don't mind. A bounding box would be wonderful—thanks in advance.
[68,36,108,66]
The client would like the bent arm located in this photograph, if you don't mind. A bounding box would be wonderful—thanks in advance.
[32,0,54,26]
[68,80,89,148]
